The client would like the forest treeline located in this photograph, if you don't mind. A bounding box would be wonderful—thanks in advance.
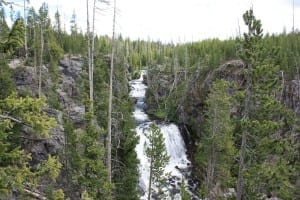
[0,0,299,199]
[144,10,300,200]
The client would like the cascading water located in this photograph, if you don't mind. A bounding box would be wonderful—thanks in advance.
[129,70,198,200]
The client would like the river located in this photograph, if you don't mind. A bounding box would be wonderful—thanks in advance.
[129,70,198,200]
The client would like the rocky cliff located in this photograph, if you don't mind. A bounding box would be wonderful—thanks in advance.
[145,60,300,163]
[10,55,85,166]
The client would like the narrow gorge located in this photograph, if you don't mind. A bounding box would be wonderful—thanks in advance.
[129,70,198,199]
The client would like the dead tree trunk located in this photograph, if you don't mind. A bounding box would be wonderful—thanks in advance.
[24,0,28,60]
[86,0,93,113]
[90,0,96,114]
[33,23,37,75]
[38,26,43,98]
[107,0,116,184]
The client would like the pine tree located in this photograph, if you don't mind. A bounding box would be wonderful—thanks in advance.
[68,10,85,54]
[196,80,235,199]
[109,51,139,199]
[0,94,60,199]
[146,123,169,200]
[236,9,296,199]
[64,113,111,199]
[53,9,63,48]
[2,18,24,56]
[0,7,9,43]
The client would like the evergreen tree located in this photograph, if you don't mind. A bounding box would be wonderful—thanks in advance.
[110,53,139,199]
[146,123,169,200]
[64,113,112,199]
[69,10,80,53]
[0,94,60,199]
[79,120,112,199]
[196,80,235,199]
[111,101,139,199]
[236,9,297,199]
[0,7,9,42]
[53,9,63,48]
[2,18,24,56]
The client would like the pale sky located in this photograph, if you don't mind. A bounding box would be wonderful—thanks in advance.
[12,0,300,42]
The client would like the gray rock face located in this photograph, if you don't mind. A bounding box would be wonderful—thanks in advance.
[58,55,85,127]
[13,66,38,96]
[61,76,77,97]
[69,105,85,126]
[59,55,83,78]
[12,56,85,164]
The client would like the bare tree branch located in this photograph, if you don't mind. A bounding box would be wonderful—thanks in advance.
[0,113,32,127]
[23,189,46,200]
[0,113,23,124]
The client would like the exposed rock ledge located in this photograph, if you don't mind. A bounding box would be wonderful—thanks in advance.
[10,55,85,164]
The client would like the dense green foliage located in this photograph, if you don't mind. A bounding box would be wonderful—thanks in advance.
[0,94,60,199]
[196,80,236,198]
[235,9,297,199]
[2,18,24,56]
[0,1,299,199]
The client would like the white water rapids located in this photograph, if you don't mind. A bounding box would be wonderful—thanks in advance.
[129,70,198,200]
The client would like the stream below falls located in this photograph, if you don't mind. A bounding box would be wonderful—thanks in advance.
[129,70,199,200]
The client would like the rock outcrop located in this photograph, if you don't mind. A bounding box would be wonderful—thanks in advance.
[57,55,85,127]
[176,59,300,135]
[10,55,85,164]
[145,59,300,167]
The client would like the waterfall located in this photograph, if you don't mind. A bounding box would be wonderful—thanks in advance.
[129,70,198,200]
